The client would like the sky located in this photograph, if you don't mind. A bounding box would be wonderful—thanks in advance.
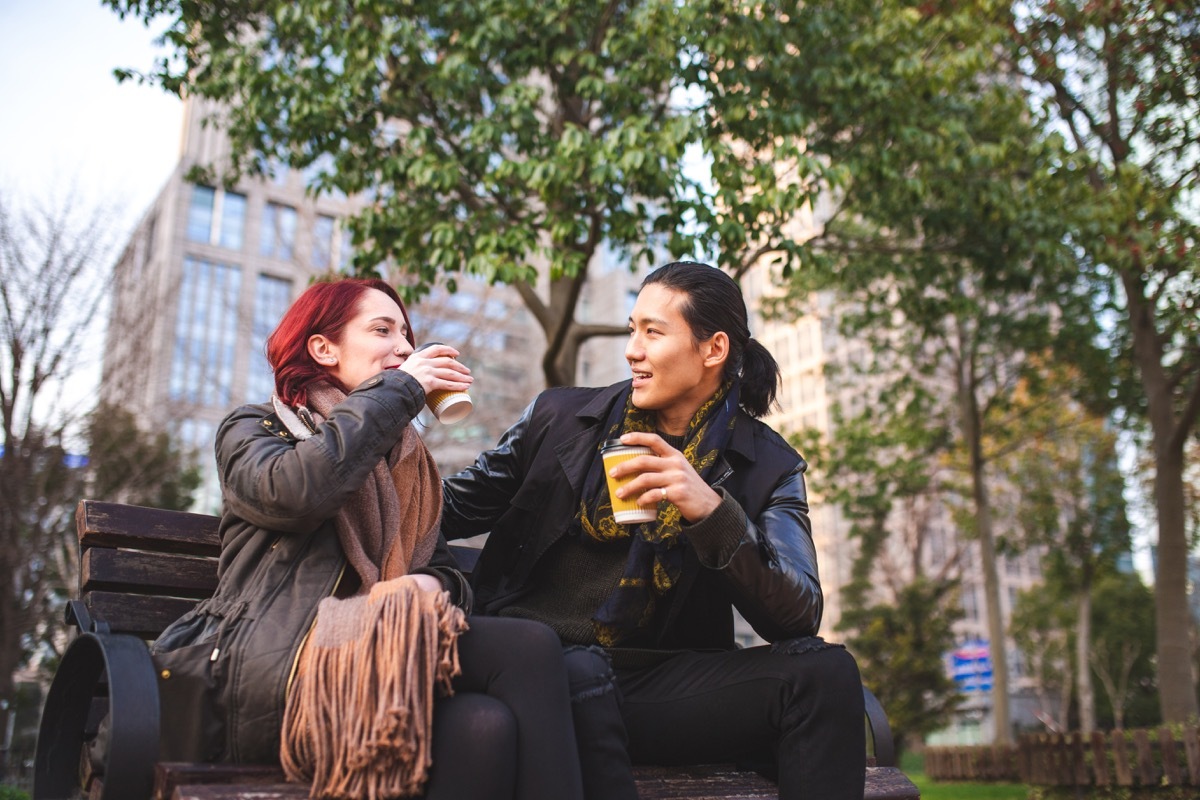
[0,0,184,231]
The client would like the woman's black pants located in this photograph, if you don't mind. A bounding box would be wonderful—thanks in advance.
[423,616,584,800]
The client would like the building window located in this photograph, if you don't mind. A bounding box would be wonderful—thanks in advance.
[186,185,216,243]
[962,585,980,622]
[260,202,298,260]
[170,257,242,406]
[337,219,354,272]
[187,185,246,251]
[312,214,336,270]
[178,418,219,515]
[247,274,293,401]
[219,191,247,250]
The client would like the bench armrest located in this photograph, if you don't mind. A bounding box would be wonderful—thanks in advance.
[34,630,161,800]
[863,685,896,767]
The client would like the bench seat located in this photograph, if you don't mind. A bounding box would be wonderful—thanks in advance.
[34,500,919,800]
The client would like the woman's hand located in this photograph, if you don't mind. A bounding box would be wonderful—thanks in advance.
[397,343,473,398]
[608,431,722,523]
[410,573,445,594]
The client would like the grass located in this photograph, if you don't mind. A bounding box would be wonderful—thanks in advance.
[901,750,1029,800]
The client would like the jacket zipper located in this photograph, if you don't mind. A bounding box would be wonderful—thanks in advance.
[284,563,347,697]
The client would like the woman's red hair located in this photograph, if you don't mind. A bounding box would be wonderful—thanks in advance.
[267,278,414,407]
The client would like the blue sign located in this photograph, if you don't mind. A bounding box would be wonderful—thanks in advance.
[950,640,993,693]
[0,444,89,468]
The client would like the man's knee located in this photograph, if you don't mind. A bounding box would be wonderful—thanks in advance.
[563,645,617,703]
[769,640,864,712]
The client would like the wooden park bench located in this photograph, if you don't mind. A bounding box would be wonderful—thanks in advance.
[34,500,920,800]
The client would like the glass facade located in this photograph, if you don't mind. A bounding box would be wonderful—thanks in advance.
[170,257,242,406]
[186,185,245,251]
[219,191,247,250]
[247,274,293,402]
[312,214,335,270]
[186,185,216,244]
[178,417,219,514]
[260,202,298,260]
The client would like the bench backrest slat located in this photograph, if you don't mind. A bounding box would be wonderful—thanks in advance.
[81,591,202,639]
[73,498,476,639]
[76,500,221,639]
[78,500,220,557]
[82,549,218,597]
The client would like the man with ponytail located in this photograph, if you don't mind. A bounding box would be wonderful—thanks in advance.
[443,262,866,800]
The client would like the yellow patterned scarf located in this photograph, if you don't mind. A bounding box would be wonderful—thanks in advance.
[578,380,737,646]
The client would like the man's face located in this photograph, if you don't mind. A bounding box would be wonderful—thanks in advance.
[625,283,721,435]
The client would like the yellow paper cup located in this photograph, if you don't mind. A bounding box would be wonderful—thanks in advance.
[414,342,473,424]
[600,440,657,524]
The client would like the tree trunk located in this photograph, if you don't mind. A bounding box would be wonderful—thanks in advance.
[974,472,1011,744]
[1152,440,1196,722]
[1076,588,1095,733]
[1121,269,1199,724]
[956,320,1011,744]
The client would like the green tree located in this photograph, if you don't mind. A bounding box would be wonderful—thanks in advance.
[0,188,200,750]
[1010,582,1074,731]
[1090,570,1159,730]
[799,389,965,755]
[1011,566,1159,731]
[84,402,202,512]
[998,0,1200,723]
[761,0,1102,742]
[105,0,817,387]
[840,578,964,757]
[999,372,1133,733]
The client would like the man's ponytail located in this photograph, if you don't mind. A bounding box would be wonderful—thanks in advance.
[738,338,780,419]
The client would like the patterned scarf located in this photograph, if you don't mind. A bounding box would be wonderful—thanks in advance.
[578,380,739,646]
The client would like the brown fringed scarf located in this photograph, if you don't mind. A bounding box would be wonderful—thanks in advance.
[278,382,468,800]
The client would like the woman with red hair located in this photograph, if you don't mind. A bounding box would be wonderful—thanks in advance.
[151,277,584,800]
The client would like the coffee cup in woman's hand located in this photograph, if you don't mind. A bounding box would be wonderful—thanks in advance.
[412,342,473,424]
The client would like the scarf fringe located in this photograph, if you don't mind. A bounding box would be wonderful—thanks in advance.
[281,578,468,800]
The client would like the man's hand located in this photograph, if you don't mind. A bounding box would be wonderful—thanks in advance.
[607,431,722,523]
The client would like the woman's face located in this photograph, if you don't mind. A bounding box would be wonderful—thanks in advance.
[314,288,413,391]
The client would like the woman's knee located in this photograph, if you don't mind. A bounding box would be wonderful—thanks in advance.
[428,694,517,800]
[496,616,564,660]
[435,693,517,751]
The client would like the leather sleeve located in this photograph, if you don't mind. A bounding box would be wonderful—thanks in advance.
[215,370,426,534]
[701,466,824,642]
[413,534,475,614]
[440,398,536,539]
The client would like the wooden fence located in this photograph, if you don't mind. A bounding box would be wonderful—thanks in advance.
[924,726,1200,788]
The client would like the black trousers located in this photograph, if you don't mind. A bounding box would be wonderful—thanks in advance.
[564,643,867,800]
[424,616,585,800]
